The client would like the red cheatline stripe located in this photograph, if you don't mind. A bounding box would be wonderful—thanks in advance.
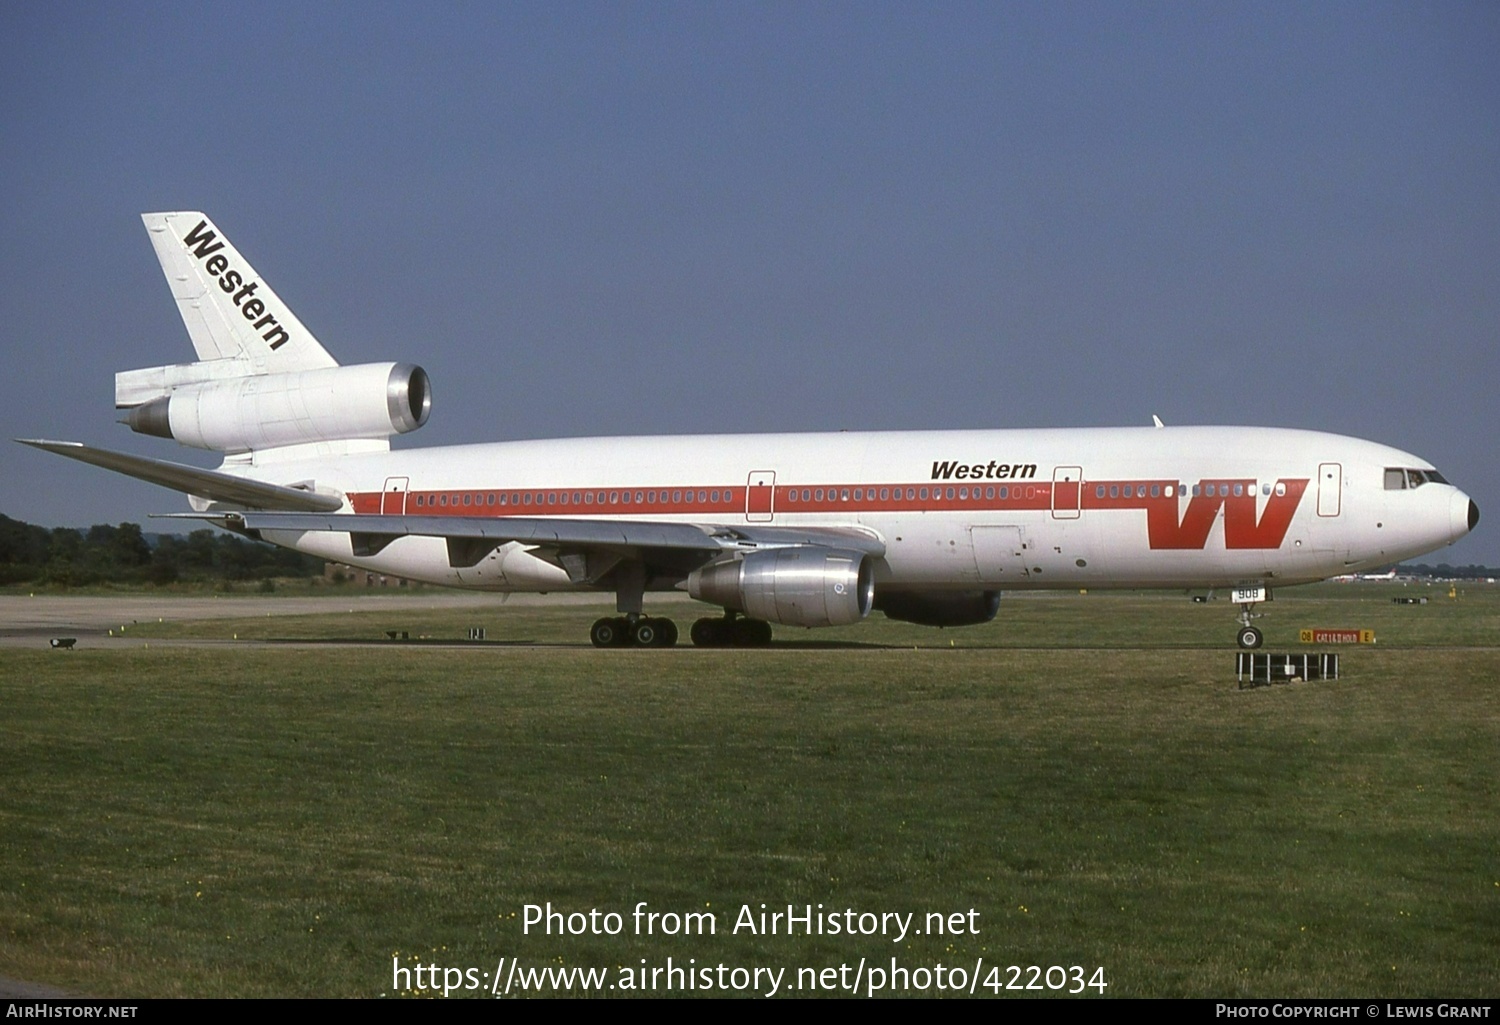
[351,477,1283,517]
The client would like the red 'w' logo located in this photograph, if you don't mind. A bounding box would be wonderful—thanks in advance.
[1145,479,1308,549]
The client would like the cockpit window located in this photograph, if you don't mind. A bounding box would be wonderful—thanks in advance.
[1386,467,1449,490]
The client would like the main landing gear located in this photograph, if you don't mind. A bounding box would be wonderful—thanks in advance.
[590,615,679,648]
[588,560,771,649]
[585,612,773,648]
[690,611,773,647]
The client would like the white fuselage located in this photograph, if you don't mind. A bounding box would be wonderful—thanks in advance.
[238,424,1473,595]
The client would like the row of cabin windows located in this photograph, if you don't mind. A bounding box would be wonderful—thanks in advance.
[786,485,1034,503]
[409,485,1041,509]
[412,489,736,509]
[406,479,1299,512]
[1093,482,1289,499]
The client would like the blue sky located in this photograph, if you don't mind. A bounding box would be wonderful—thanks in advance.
[2,2,1496,563]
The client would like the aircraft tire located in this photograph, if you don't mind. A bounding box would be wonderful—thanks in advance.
[732,619,773,647]
[1237,626,1263,649]
[657,619,679,647]
[590,617,621,648]
[631,619,660,647]
[691,618,726,647]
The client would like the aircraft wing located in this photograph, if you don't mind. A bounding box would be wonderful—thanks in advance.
[228,511,886,580]
[17,439,344,513]
[235,511,724,552]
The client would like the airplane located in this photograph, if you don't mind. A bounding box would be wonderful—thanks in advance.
[20,212,1480,649]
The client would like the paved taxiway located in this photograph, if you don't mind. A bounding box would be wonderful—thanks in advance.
[0,592,607,648]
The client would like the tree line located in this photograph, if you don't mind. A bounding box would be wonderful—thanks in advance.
[0,513,325,586]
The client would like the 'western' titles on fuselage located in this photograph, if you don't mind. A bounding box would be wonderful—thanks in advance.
[180,220,291,351]
[931,460,1037,481]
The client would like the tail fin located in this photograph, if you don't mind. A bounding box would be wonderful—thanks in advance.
[141,212,337,373]
[113,212,424,458]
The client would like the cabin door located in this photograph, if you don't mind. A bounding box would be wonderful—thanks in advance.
[381,477,410,515]
[746,471,776,522]
[1051,465,1082,519]
[1317,463,1342,517]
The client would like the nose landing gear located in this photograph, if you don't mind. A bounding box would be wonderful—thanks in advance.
[1234,586,1269,649]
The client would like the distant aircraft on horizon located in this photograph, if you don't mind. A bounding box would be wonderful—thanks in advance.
[21,212,1480,648]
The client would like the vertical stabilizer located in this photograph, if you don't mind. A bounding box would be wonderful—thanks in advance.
[141,212,338,373]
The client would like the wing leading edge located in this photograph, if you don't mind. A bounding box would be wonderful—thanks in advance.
[17,439,343,513]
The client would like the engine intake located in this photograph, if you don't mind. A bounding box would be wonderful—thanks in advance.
[687,548,874,628]
[124,362,430,453]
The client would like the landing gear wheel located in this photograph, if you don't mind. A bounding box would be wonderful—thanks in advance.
[658,619,679,647]
[1237,626,1263,650]
[631,618,659,647]
[590,617,628,648]
[691,618,727,647]
[733,619,773,647]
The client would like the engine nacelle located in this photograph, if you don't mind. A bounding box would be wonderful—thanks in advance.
[687,548,874,628]
[124,362,430,453]
[875,589,1001,627]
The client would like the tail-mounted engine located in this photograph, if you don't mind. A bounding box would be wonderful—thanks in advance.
[687,547,874,627]
[118,361,430,453]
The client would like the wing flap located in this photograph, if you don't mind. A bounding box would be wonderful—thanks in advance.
[721,524,887,557]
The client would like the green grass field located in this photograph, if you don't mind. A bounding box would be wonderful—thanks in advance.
[2,585,1496,998]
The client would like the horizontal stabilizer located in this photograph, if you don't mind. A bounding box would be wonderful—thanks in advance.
[16,439,344,512]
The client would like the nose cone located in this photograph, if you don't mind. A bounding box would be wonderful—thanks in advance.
[1451,490,1479,543]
